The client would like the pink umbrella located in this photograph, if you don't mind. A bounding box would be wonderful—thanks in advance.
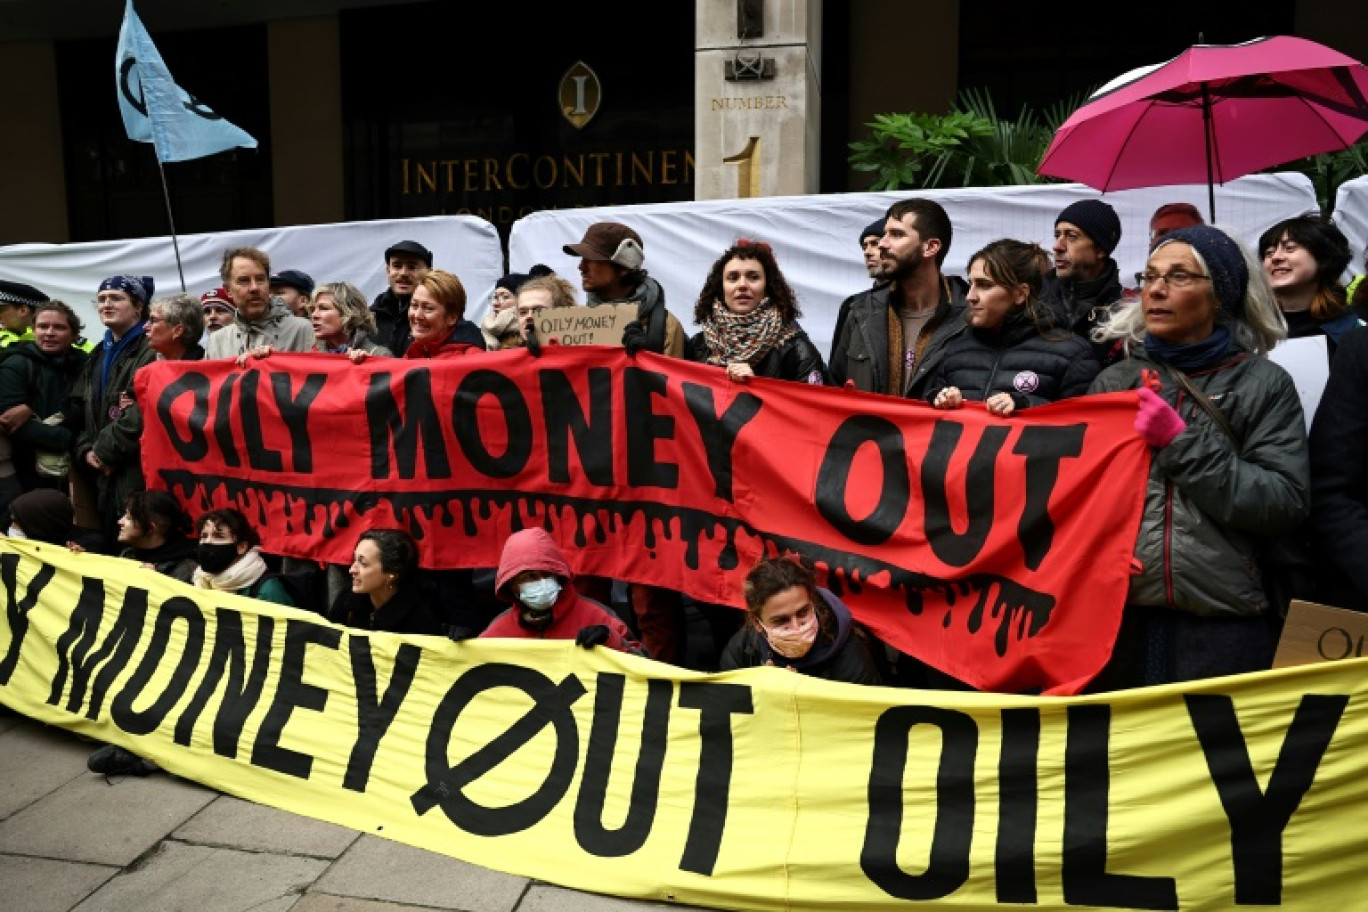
[1037,36,1368,221]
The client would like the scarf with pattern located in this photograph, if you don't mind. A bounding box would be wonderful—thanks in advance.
[700,299,798,366]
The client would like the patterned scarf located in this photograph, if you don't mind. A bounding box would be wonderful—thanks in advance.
[700,299,798,366]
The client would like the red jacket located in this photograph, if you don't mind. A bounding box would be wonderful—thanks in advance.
[404,332,481,360]
[480,528,645,656]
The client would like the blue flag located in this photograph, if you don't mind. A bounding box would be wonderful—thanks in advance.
[115,0,257,162]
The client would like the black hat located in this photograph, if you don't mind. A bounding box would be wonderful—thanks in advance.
[0,280,46,308]
[384,240,433,267]
[9,489,73,545]
[496,264,554,295]
[1056,199,1122,255]
[860,219,885,243]
[269,269,315,295]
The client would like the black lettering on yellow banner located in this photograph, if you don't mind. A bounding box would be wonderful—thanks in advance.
[1186,693,1347,905]
[345,635,423,792]
[50,578,145,719]
[677,681,753,876]
[174,609,275,757]
[111,596,206,735]
[252,618,343,778]
[0,552,55,685]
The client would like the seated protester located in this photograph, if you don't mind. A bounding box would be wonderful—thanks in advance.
[192,507,295,606]
[480,527,646,656]
[6,488,101,552]
[719,554,884,685]
[329,529,443,635]
[926,238,1101,414]
[116,490,197,583]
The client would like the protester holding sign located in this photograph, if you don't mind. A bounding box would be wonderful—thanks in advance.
[719,555,883,684]
[927,239,1100,415]
[397,269,483,360]
[1088,225,1308,689]
[685,239,829,386]
[329,529,443,635]
[482,265,554,350]
[480,528,645,655]
[516,272,581,349]
[562,221,685,357]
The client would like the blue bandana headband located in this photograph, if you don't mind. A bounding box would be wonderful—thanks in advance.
[98,275,154,304]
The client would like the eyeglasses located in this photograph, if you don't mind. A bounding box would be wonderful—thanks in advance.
[1139,270,1211,288]
[145,316,166,325]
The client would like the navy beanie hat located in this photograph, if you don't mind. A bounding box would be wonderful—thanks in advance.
[1056,199,1122,255]
[1157,225,1249,317]
[860,219,885,243]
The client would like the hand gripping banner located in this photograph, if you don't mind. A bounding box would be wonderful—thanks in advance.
[135,347,1150,694]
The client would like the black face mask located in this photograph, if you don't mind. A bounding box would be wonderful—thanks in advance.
[198,542,239,575]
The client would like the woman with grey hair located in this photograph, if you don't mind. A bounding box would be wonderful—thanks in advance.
[1086,224,1308,690]
[310,281,391,355]
[144,293,205,361]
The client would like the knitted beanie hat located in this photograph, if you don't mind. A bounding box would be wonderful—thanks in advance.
[1056,199,1122,255]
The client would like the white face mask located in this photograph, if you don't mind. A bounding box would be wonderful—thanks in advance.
[517,577,561,611]
[7,526,26,539]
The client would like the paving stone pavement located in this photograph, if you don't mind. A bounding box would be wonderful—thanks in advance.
[0,709,722,912]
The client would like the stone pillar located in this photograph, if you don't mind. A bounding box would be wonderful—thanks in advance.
[0,41,68,243]
[267,16,345,227]
[694,0,822,200]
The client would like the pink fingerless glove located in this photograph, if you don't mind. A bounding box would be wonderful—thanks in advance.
[1135,387,1185,448]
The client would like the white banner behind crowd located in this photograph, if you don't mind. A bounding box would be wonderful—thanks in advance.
[0,215,504,336]
[1334,174,1368,277]
[509,173,1318,360]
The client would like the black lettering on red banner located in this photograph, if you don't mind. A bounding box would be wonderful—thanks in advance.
[540,367,614,485]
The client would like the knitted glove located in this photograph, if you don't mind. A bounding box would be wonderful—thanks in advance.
[1135,387,1186,448]
[621,320,650,356]
[575,624,610,649]
[523,320,543,357]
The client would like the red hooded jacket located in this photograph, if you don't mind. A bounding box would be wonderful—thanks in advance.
[480,528,645,656]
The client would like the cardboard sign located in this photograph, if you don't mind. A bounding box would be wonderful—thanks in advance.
[1273,599,1368,668]
[533,303,639,346]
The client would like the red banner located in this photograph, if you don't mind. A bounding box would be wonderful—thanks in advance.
[136,348,1149,694]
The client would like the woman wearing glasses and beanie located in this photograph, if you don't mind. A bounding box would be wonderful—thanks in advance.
[1087,224,1309,690]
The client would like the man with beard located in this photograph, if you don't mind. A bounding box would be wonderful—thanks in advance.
[829,198,968,399]
[204,247,314,359]
[1042,199,1125,365]
[370,240,432,355]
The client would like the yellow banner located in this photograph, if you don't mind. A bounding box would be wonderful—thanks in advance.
[2,538,1363,911]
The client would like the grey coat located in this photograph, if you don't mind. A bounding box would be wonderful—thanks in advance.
[1089,350,1310,617]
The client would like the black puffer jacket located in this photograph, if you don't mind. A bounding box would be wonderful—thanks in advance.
[684,326,830,385]
[1090,349,1310,617]
[923,310,1101,408]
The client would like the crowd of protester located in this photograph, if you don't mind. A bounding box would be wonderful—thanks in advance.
[4,196,1368,777]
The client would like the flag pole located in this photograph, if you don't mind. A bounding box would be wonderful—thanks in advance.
[154,158,187,293]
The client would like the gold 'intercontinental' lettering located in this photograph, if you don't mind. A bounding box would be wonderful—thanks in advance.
[710,96,789,111]
[400,149,696,196]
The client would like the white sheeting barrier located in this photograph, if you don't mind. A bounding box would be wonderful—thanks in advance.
[1333,174,1368,278]
[509,174,1318,360]
[0,215,504,336]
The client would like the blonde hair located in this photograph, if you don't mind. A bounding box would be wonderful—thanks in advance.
[312,282,377,336]
[516,274,578,309]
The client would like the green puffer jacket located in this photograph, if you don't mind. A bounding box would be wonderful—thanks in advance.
[1089,349,1310,617]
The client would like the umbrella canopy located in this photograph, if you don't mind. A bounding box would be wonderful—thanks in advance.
[1037,36,1368,221]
